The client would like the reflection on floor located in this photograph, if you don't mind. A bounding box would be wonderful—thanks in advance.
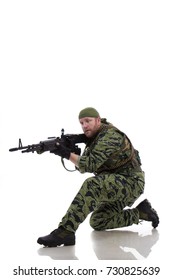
[90,228,159,260]
[37,223,159,260]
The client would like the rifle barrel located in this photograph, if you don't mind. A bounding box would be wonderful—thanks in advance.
[9,147,19,152]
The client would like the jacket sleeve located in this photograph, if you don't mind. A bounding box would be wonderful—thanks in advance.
[78,127,123,173]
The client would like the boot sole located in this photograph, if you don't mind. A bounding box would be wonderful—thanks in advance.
[37,238,75,247]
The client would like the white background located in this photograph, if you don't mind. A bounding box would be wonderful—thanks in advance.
[0,0,173,279]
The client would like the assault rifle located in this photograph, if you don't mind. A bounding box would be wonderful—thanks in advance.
[9,129,87,171]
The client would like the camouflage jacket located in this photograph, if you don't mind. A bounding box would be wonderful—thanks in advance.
[78,120,142,174]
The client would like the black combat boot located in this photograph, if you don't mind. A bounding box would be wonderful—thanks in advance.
[136,199,159,228]
[37,226,75,247]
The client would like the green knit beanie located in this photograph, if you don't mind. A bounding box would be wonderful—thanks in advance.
[78,107,100,119]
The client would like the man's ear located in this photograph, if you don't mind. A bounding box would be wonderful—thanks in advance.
[97,117,101,124]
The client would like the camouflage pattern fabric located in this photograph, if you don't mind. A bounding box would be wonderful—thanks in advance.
[78,123,141,174]
[59,171,144,232]
[59,122,145,232]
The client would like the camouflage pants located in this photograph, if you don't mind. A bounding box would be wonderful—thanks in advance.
[59,171,145,232]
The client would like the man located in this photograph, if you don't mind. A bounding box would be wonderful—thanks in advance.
[37,107,159,247]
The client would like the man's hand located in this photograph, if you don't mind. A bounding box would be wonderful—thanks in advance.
[50,144,71,159]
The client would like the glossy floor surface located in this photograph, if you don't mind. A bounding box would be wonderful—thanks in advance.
[37,222,159,261]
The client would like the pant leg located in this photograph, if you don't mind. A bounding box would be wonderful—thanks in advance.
[89,201,139,230]
[58,175,104,232]
[90,171,145,230]
[59,172,144,232]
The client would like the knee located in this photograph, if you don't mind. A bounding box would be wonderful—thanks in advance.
[89,212,103,231]
[77,177,95,197]
[80,176,102,199]
[81,176,96,191]
[89,213,96,229]
[83,176,97,186]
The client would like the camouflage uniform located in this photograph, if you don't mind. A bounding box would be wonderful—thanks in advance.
[59,120,145,232]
